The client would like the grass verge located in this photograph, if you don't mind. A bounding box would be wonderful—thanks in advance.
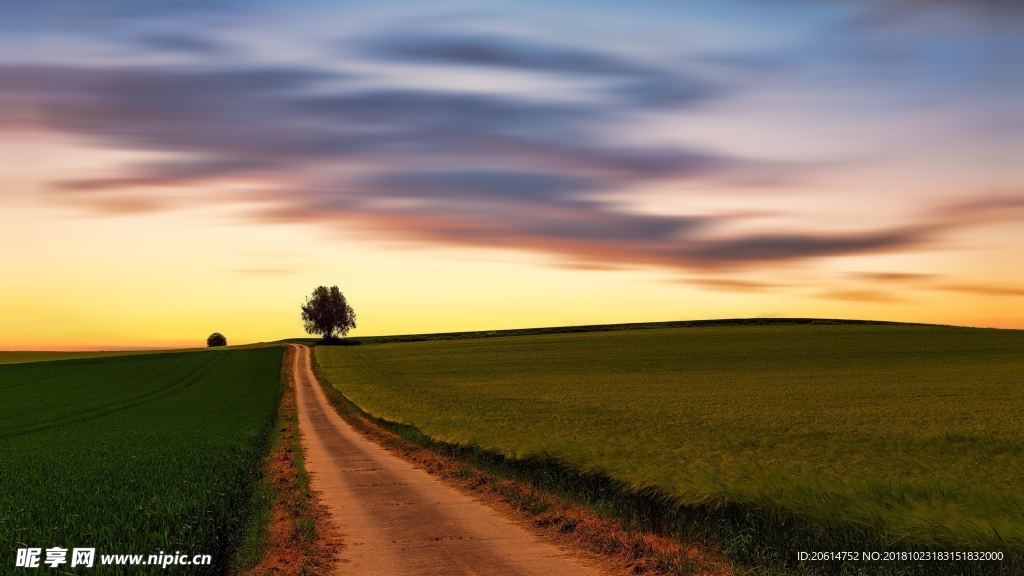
[232,345,339,576]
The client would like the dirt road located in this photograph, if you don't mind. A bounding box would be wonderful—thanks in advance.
[291,345,607,576]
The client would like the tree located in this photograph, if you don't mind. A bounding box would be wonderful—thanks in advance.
[207,332,227,347]
[301,285,356,341]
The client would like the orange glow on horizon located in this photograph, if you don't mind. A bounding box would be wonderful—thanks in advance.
[4,7,1021,349]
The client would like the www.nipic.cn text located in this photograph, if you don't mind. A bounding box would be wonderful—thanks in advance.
[15,548,212,569]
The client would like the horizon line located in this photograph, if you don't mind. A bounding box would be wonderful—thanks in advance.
[4,316,1017,352]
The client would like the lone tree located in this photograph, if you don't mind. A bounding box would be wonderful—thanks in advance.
[301,285,356,341]
[207,332,227,347]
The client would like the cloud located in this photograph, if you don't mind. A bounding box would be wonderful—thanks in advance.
[135,33,233,56]
[939,284,1024,297]
[673,228,929,266]
[55,158,274,192]
[782,0,1024,30]
[849,272,939,283]
[7,19,1015,275]
[360,33,720,108]
[19,59,743,216]
[927,196,1024,227]
[857,0,1024,22]
[69,196,172,216]
[362,34,646,76]
[364,169,592,203]
[1,0,261,32]
[841,274,1024,300]
[251,188,937,271]
[817,289,904,302]
[685,277,786,292]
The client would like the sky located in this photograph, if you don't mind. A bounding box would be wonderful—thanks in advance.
[2,0,1022,349]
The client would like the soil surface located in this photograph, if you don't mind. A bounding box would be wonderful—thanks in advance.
[291,344,608,576]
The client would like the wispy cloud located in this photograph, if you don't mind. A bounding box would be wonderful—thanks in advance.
[11,55,1018,273]
[817,289,904,302]
[6,3,1020,280]
[939,284,1024,297]
[841,0,1024,27]
[134,33,234,56]
[359,32,720,108]
[673,228,931,267]
[685,277,787,292]
[849,272,940,283]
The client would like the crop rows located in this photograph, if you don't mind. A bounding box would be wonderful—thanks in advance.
[0,347,283,575]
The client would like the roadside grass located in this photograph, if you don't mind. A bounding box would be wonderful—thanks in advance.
[315,324,1024,575]
[0,348,283,575]
[232,345,338,576]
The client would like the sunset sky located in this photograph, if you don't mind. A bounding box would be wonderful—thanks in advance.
[3,0,1022,349]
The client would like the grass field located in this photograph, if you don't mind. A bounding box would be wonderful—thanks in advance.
[316,324,1024,573]
[0,347,283,575]
[0,350,161,364]
[0,343,276,365]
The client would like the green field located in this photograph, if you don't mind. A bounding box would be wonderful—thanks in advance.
[0,343,276,365]
[316,324,1024,571]
[0,350,160,364]
[0,347,283,575]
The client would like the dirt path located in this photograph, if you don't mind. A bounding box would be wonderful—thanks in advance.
[291,345,608,576]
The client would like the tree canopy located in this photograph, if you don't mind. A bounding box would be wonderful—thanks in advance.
[301,285,356,340]
[206,332,227,347]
